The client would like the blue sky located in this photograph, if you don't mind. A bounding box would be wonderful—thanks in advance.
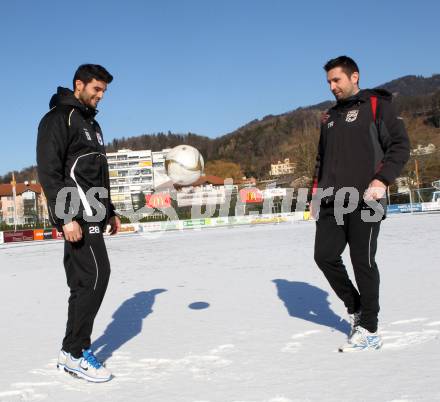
[1,0,439,176]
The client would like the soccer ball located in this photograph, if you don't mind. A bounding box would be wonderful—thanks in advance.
[165,145,204,185]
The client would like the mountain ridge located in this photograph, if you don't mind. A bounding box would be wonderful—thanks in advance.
[2,74,439,184]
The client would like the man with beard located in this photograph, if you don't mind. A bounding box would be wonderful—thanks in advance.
[37,64,121,381]
[312,56,410,352]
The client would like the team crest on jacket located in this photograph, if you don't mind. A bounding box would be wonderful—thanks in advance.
[96,132,103,145]
[346,110,359,122]
[83,128,92,141]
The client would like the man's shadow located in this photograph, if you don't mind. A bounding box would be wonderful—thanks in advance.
[273,279,350,335]
[92,289,167,362]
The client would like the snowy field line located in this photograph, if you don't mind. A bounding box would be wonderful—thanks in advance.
[0,214,439,402]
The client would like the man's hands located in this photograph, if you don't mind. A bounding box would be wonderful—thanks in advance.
[308,179,387,221]
[62,221,83,242]
[108,215,121,235]
[364,179,387,201]
[63,216,121,242]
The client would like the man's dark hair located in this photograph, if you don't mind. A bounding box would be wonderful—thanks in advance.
[324,56,359,78]
[73,64,113,89]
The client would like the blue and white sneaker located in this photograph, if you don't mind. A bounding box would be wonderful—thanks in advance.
[57,350,69,370]
[339,326,383,352]
[64,349,112,382]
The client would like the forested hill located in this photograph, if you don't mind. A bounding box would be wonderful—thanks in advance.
[2,74,439,184]
[104,74,440,179]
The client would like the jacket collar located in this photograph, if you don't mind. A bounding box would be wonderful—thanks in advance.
[49,87,98,118]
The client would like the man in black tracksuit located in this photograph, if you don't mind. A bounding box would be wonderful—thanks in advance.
[37,64,121,381]
[312,56,410,351]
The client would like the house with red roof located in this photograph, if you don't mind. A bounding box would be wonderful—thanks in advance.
[0,181,48,226]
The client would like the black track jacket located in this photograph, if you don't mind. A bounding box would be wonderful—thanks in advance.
[314,89,410,199]
[37,87,115,230]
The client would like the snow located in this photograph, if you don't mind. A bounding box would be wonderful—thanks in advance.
[0,213,439,402]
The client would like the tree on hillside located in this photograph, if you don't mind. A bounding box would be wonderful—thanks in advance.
[204,160,244,180]
[0,166,38,184]
[289,116,320,178]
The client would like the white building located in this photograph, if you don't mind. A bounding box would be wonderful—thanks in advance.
[175,175,236,207]
[152,149,171,188]
[107,148,170,212]
[411,143,436,156]
[395,177,410,194]
[270,158,296,176]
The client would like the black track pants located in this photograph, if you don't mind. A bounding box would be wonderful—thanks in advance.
[314,204,381,332]
[62,223,111,358]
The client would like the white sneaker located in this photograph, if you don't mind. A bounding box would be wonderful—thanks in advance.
[64,349,112,383]
[57,350,69,370]
[339,326,383,352]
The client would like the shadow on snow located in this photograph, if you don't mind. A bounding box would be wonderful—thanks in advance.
[92,289,167,362]
[273,279,350,335]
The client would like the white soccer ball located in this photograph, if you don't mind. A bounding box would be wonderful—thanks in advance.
[165,145,204,185]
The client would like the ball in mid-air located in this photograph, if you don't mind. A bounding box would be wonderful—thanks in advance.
[165,145,204,185]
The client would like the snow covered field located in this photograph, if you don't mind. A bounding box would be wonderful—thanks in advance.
[0,213,439,402]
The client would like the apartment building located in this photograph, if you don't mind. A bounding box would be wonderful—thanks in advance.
[107,148,170,212]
